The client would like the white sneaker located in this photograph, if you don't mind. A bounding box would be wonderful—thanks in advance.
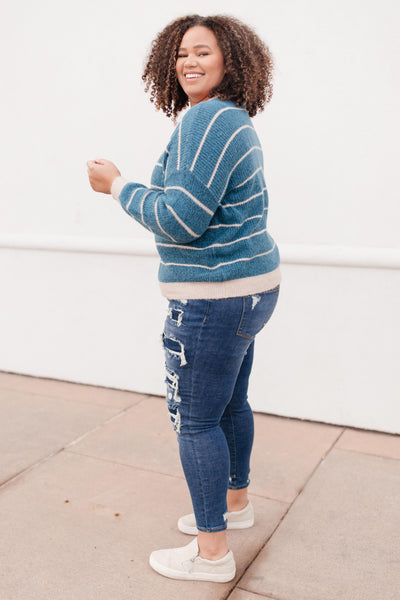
[178,502,254,535]
[149,538,236,582]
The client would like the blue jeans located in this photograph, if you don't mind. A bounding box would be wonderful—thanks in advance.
[162,287,279,532]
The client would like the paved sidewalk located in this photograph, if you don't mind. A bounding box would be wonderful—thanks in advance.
[0,372,399,600]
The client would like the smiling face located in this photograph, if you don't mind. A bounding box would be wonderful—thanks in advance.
[175,26,226,107]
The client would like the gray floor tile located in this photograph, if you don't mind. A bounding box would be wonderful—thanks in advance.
[67,396,184,478]
[0,387,127,485]
[250,413,343,502]
[336,428,400,460]
[229,589,278,600]
[0,371,144,409]
[0,451,287,600]
[240,448,400,600]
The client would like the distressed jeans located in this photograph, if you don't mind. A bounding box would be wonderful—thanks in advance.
[162,287,279,532]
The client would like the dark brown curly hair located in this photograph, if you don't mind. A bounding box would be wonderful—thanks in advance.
[142,14,273,119]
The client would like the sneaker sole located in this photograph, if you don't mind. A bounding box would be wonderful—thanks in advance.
[149,555,236,582]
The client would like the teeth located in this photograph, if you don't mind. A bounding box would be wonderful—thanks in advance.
[185,74,202,79]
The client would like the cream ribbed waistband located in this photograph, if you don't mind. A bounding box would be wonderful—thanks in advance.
[159,267,281,300]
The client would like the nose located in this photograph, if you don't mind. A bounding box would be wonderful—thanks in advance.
[184,53,198,68]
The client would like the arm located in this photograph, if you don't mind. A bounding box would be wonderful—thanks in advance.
[86,102,251,242]
[87,158,219,244]
[112,167,220,243]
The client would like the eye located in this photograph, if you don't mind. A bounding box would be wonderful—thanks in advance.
[198,52,209,56]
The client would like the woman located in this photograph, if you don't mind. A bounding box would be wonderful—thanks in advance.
[87,14,280,583]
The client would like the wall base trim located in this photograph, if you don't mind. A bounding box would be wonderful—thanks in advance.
[1,234,399,269]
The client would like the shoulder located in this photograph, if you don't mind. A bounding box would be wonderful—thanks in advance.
[169,99,257,174]
[182,98,250,131]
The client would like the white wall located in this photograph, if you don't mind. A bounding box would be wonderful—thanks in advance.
[1,0,399,432]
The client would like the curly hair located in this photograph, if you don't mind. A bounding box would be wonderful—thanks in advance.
[142,14,273,119]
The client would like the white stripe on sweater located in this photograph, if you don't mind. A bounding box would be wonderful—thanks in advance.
[218,146,262,201]
[155,196,177,242]
[208,214,263,229]
[140,190,153,226]
[223,188,267,208]
[157,228,267,251]
[165,186,214,215]
[190,106,246,172]
[164,148,171,177]
[177,121,182,171]
[166,205,198,238]
[233,166,263,189]
[160,244,276,270]
[207,125,254,188]
[126,187,145,211]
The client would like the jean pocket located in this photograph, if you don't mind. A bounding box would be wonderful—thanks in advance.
[236,287,279,339]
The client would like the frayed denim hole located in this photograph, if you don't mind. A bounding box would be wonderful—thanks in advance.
[165,368,182,433]
[167,401,181,432]
[165,368,181,404]
[164,337,181,353]
[163,335,187,366]
[168,307,184,326]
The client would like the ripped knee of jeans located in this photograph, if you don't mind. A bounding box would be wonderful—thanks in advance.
[165,367,182,434]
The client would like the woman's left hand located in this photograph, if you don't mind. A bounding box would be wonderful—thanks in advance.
[87,159,121,194]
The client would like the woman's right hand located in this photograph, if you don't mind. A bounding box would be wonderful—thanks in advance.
[87,158,121,194]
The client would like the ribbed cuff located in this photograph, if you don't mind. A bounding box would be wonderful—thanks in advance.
[111,176,129,202]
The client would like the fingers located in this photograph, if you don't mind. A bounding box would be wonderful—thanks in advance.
[86,159,106,168]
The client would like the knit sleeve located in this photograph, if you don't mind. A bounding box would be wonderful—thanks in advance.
[113,169,219,243]
[112,100,255,243]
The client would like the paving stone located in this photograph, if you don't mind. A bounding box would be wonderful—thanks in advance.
[68,397,343,504]
[67,396,184,479]
[0,371,145,409]
[4,372,398,600]
[335,428,400,460]
[0,387,129,485]
[250,413,343,502]
[228,589,278,600]
[240,449,400,600]
[0,451,287,600]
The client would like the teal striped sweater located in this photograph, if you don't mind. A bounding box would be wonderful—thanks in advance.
[112,98,280,298]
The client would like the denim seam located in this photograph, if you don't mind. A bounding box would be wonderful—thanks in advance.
[236,297,247,337]
[227,405,237,486]
[188,300,211,530]
[236,296,255,339]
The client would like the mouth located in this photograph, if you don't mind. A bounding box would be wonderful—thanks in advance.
[184,73,204,80]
